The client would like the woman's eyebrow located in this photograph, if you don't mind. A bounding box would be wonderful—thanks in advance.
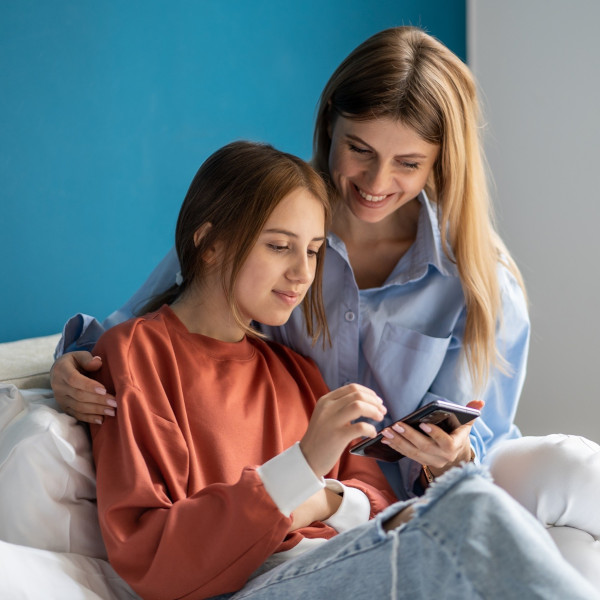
[346,133,372,148]
[262,228,325,242]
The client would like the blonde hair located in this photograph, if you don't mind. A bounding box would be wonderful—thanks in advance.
[313,26,526,391]
[141,141,331,345]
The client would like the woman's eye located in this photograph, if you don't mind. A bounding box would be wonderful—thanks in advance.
[349,144,371,155]
[400,161,419,170]
[307,249,319,258]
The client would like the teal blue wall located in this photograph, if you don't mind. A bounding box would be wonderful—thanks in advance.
[0,0,465,342]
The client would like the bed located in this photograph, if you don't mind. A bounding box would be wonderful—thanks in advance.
[0,334,139,599]
[1,334,599,598]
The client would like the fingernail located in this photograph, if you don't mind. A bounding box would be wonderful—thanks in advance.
[104,408,115,417]
[381,439,390,445]
[106,398,117,408]
[392,424,405,434]
[420,423,432,433]
[381,429,394,439]
[94,418,103,425]
[95,387,106,395]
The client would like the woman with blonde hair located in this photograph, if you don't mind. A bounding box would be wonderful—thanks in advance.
[51,26,600,588]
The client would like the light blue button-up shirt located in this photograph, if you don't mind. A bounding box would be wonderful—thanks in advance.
[57,192,530,499]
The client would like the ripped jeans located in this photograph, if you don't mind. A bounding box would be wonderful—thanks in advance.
[211,464,598,600]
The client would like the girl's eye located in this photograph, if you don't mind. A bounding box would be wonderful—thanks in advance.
[307,249,319,258]
[267,243,290,252]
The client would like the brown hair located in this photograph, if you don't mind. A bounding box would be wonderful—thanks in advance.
[313,26,526,391]
[141,141,331,344]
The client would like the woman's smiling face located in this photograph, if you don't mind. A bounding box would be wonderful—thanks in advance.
[328,115,439,225]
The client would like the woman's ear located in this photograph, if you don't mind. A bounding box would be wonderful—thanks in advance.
[193,223,218,263]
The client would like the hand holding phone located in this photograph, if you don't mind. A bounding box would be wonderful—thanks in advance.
[349,400,480,462]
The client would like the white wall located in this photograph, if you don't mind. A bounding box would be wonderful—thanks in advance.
[468,0,600,439]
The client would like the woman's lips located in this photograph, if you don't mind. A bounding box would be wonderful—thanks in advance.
[357,187,387,202]
[352,183,394,208]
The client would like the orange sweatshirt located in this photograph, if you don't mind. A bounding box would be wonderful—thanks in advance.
[91,305,395,600]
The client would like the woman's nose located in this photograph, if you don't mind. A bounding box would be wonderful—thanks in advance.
[364,161,391,193]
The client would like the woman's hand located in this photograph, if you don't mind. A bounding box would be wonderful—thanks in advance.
[288,488,343,532]
[50,352,117,424]
[380,400,484,476]
[300,383,386,478]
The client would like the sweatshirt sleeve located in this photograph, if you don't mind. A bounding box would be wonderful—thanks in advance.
[329,440,398,517]
[257,443,325,516]
[258,443,381,533]
[91,335,292,600]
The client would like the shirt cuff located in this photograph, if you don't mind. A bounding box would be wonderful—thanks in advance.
[322,479,371,533]
[257,442,324,517]
[55,314,107,359]
[469,443,480,465]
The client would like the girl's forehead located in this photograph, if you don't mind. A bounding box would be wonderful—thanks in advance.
[262,189,326,235]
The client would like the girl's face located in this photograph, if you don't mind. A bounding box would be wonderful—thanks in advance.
[328,116,439,225]
[234,187,326,328]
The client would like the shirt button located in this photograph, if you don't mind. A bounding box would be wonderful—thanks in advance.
[344,311,356,322]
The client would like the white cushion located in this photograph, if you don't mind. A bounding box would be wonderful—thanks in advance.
[0,384,106,558]
[547,526,600,591]
[0,333,60,389]
[0,539,138,600]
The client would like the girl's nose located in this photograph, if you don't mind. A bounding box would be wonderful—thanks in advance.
[288,253,312,283]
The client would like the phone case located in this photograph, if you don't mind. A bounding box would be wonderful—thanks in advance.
[349,400,480,462]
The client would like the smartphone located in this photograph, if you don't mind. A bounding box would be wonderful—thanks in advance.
[349,400,480,462]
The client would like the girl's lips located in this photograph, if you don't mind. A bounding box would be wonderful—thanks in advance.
[273,290,300,306]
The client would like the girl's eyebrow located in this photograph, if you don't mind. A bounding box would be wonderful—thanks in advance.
[262,228,325,242]
[345,133,428,159]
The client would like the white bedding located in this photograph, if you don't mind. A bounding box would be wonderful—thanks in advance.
[0,539,138,600]
[0,384,139,599]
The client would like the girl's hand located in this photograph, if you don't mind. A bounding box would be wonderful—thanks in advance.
[380,400,484,476]
[288,488,343,532]
[300,383,386,478]
[50,352,117,424]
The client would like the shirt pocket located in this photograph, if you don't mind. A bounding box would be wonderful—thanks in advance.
[368,322,452,416]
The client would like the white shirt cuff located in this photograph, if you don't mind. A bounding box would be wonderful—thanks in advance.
[470,443,480,465]
[322,479,371,533]
[257,442,324,517]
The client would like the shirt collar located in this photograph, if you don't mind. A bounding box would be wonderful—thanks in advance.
[409,191,456,279]
[326,191,457,287]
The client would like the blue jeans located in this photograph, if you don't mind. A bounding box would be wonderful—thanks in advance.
[212,464,599,599]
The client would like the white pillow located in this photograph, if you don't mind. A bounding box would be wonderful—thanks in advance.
[0,384,106,558]
[0,539,139,600]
